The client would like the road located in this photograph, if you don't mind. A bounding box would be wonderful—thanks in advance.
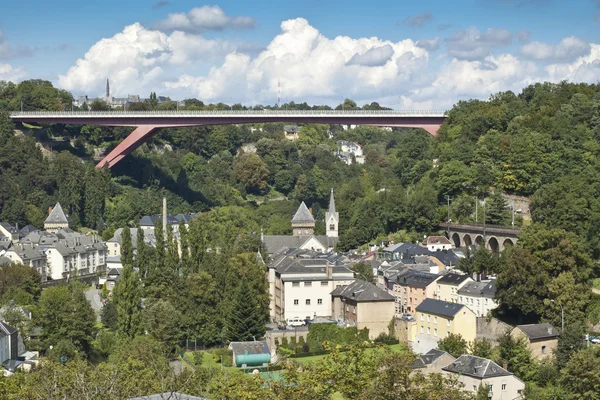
[85,286,103,321]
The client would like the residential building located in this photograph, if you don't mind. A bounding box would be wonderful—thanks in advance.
[511,323,559,360]
[268,248,354,323]
[379,242,429,262]
[391,270,440,314]
[0,223,19,243]
[411,348,455,375]
[3,244,47,281]
[43,203,70,233]
[458,280,498,317]
[0,321,19,370]
[263,193,339,254]
[335,140,365,164]
[138,214,180,233]
[283,125,299,140]
[413,298,476,353]
[107,227,157,257]
[331,279,396,339]
[426,236,453,252]
[435,272,473,303]
[442,355,525,400]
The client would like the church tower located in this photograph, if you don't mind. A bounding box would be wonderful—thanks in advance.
[325,188,339,238]
[291,202,315,237]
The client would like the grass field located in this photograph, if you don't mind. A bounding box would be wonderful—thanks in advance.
[292,343,408,365]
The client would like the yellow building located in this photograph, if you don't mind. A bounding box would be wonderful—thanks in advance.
[412,298,477,354]
[511,323,559,360]
[435,273,472,303]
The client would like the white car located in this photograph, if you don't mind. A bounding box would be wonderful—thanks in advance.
[287,318,305,327]
[591,338,600,344]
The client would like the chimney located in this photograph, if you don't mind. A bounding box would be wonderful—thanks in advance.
[547,327,552,335]
[326,263,332,279]
[309,207,313,215]
[503,363,508,371]
[48,207,52,215]
[162,197,167,241]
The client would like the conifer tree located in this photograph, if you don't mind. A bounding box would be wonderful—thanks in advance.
[179,220,191,276]
[154,218,165,265]
[121,226,133,269]
[136,227,150,278]
[225,279,266,342]
[166,227,180,273]
[113,263,143,339]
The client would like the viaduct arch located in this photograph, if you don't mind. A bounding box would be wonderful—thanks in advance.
[440,222,520,252]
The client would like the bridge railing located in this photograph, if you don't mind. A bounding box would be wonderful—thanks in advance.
[439,222,522,234]
[9,109,447,117]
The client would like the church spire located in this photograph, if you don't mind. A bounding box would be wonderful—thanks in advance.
[328,188,336,214]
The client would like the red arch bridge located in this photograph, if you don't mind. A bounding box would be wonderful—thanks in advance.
[9,110,446,168]
[438,222,521,252]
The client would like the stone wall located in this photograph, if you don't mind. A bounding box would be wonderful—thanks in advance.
[476,317,512,344]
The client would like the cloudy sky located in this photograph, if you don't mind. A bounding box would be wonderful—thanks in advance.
[1,0,599,109]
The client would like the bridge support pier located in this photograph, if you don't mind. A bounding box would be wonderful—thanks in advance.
[96,125,159,169]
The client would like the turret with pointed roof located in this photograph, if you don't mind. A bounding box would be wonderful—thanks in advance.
[325,188,339,238]
[291,202,315,237]
[44,202,71,233]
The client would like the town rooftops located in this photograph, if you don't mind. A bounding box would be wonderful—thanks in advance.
[283,125,299,133]
[416,298,466,318]
[262,235,338,254]
[44,202,70,225]
[395,270,439,288]
[515,323,560,340]
[291,202,315,223]
[331,279,395,302]
[19,224,39,236]
[0,222,17,234]
[411,348,454,369]
[138,214,179,227]
[442,355,513,379]
[436,272,470,285]
[458,280,497,297]
[382,242,428,255]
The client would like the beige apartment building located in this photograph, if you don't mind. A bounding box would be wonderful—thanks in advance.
[511,323,559,360]
[391,270,440,314]
[412,298,476,354]
[436,272,473,303]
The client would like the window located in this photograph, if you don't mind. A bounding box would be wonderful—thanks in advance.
[421,313,424,321]
[321,281,328,286]
[473,386,477,391]
[502,384,506,392]
[292,282,300,287]
[447,331,450,337]
[489,385,493,392]
[427,315,430,322]
[294,299,299,305]
[304,282,312,287]
[434,316,438,324]
[427,327,430,335]
[434,328,438,337]
[541,345,547,354]
[306,299,311,305]
[317,299,323,305]
[460,296,463,302]
[420,326,424,333]
[447,320,450,327]
[329,224,335,231]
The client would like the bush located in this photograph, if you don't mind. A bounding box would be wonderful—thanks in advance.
[211,348,233,367]
[302,343,310,353]
[192,352,203,367]
[374,333,399,345]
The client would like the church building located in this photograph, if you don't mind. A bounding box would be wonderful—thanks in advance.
[262,189,340,254]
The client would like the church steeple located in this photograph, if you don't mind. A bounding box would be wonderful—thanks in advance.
[325,188,339,238]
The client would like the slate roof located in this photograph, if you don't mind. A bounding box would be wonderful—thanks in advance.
[429,250,460,267]
[515,323,560,340]
[0,321,17,336]
[262,235,338,254]
[331,279,395,302]
[395,270,439,288]
[291,202,315,223]
[44,203,70,225]
[437,272,470,286]
[175,213,196,224]
[229,341,270,356]
[0,222,17,233]
[283,125,299,133]
[19,224,39,236]
[442,355,513,379]
[416,298,466,318]
[138,214,179,227]
[427,236,452,245]
[383,242,429,255]
[458,280,497,298]
[412,349,454,369]
[8,244,46,260]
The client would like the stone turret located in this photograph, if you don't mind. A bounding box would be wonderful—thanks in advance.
[325,188,339,238]
[44,202,70,233]
[291,202,315,237]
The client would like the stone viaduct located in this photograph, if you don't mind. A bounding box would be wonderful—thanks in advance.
[438,222,521,252]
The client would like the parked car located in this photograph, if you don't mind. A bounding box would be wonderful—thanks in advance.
[287,318,305,327]
[400,313,414,321]
[591,338,600,344]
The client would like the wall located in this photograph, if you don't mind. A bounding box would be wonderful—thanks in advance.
[511,328,558,360]
[447,373,525,400]
[436,279,472,303]
[458,293,498,317]
[356,301,395,339]
[477,317,512,345]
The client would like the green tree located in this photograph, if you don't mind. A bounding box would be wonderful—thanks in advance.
[560,348,600,399]
[101,300,118,331]
[225,279,266,342]
[470,338,494,359]
[555,322,587,369]
[350,262,375,283]
[113,263,143,339]
[437,333,469,358]
[232,152,270,194]
[496,330,534,380]
[120,226,133,268]
[485,191,509,225]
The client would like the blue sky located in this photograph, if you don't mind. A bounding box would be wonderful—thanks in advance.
[1,0,599,108]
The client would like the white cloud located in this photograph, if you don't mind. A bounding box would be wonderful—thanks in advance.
[57,23,247,95]
[416,37,440,51]
[521,36,591,61]
[400,12,433,27]
[165,18,430,105]
[153,5,256,33]
[0,63,25,81]
[446,27,512,60]
[545,44,600,83]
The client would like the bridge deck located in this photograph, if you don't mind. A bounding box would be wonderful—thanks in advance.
[439,222,522,236]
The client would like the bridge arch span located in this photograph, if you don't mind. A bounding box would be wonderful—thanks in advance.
[475,235,485,246]
[488,237,500,253]
[502,238,515,250]
[451,232,461,248]
[463,234,473,247]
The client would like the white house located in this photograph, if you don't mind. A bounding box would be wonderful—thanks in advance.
[268,249,354,324]
[3,244,47,281]
[426,236,454,252]
[457,280,498,318]
[335,140,365,164]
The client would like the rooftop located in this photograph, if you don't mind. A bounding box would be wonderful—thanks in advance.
[291,202,315,224]
[229,341,270,356]
[44,202,70,225]
[395,270,439,288]
[436,272,470,285]
[331,279,395,302]
[427,236,452,246]
[416,298,467,318]
[514,323,560,340]
[411,348,454,369]
[442,355,513,379]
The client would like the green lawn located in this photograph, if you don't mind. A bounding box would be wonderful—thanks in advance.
[184,351,239,372]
